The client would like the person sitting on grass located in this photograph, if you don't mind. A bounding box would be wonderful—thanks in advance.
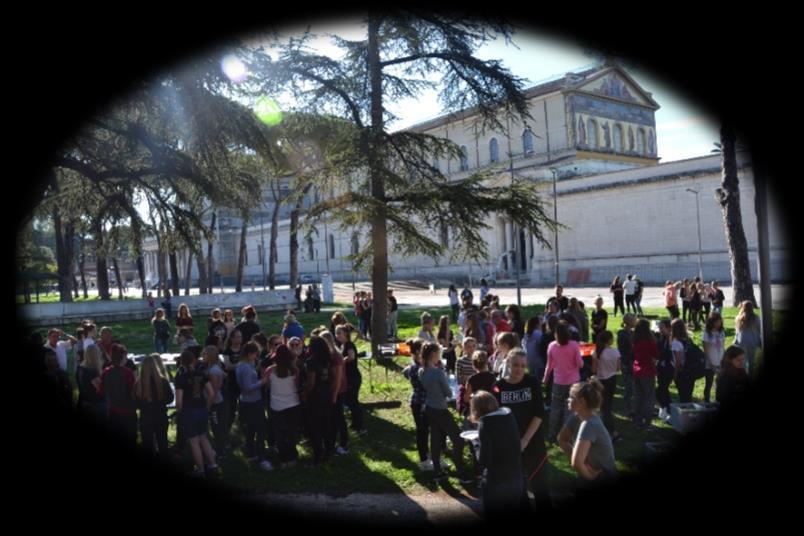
[470,390,526,520]
[567,378,617,483]
[175,349,220,477]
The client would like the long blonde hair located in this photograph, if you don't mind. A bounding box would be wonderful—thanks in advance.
[202,345,221,369]
[134,354,167,403]
[83,344,102,374]
[736,301,758,331]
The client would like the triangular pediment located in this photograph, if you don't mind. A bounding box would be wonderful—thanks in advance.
[574,68,659,109]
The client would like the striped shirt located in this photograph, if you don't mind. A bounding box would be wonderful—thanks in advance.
[404,362,427,405]
[456,356,475,387]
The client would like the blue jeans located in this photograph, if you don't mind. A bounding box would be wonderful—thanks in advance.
[155,338,168,353]
[621,365,635,416]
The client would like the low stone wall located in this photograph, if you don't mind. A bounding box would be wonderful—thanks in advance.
[17,289,297,327]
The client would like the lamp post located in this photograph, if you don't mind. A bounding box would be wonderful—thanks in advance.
[550,167,560,286]
[509,153,521,306]
[260,199,266,291]
[686,188,703,281]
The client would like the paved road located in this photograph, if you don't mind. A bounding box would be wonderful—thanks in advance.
[333,283,792,310]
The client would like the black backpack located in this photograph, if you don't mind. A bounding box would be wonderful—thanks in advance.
[682,340,707,380]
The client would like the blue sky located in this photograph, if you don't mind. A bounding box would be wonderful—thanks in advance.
[264,17,721,163]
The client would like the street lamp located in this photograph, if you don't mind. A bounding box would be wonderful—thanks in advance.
[686,188,703,281]
[549,167,560,286]
[509,152,521,306]
[260,198,266,291]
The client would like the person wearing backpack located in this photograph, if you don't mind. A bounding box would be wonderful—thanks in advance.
[633,276,645,316]
[671,318,705,403]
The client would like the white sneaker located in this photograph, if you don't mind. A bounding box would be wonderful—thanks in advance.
[658,408,668,421]
[335,446,349,456]
[419,459,434,471]
[259,460,274,472]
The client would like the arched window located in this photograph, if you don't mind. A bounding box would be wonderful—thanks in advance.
[329,234,335,259]
[459,146,469,171]
[489,138,499,163]
[587,118,598,149]
[522,129,534,155]
[351,233,359,256]
[637,128,646,155]
[307,237,314,260]
[613,124,623,153]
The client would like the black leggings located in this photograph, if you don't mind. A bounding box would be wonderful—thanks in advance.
[140,412,169,455]
[613,297,625,316]
[704,369,716,403]
[656,368,674,409]
[307,401,334,464]
[600,376,617,435]
[625,295,636,314]
[411,402,430,463]
[330,393,348,450]
[272,405,301,464]
[675,375,695,404]
[425,407,465,473]
[344,376,364,431]
[209,401,228,455]
[240,400,266,461]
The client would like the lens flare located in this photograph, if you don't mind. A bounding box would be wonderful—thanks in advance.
[221,55,247,83]
[254,96,283,126]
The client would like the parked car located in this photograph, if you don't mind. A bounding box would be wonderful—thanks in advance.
[299,274,318,284]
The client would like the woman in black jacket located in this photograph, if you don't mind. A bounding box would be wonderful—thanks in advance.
[470,390,526,519]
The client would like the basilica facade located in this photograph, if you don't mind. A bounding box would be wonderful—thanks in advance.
[142,64,789,288]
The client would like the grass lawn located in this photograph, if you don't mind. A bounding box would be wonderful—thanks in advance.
[36,303,786,498]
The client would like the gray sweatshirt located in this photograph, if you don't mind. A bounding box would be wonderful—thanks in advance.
[419,366,451,410]
[236,361,262,403]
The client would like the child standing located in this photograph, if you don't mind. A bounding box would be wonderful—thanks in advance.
[702,313,726,403]
[632,319,658,429]
[403,338,432,470]
[591,331,620,441]
[617,314,637,420]
[543,322,584,442]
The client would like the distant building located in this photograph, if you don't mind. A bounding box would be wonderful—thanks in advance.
[143,64,790,287]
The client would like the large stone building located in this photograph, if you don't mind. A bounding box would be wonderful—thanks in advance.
[142,64,790,287]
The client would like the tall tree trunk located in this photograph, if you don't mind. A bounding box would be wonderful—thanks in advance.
[169,249,180,297]
[79,247,88,299]
[368,13,389,357]
[158,250,167,297]
[207,211,216,294]
[68,225,79,299]
[136,255,146,298]
[94,222,110,300]
[52,206,73,302]
[716,123,757,307]
[196,245,208,295]
[289,183,312,288]
[112,257,124,300]
[184,249,193,296]
[235,209,249,293]
[268,195,281,290]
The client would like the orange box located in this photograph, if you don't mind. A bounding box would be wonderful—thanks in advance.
[579,343,596,358]
[396,342,411,356]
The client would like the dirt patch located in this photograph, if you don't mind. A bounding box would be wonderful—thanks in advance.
[247,490,483,525]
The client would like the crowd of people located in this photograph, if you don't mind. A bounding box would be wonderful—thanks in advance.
[34,275,759,517]
[399,277,756,515]
[36,302,368,478]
